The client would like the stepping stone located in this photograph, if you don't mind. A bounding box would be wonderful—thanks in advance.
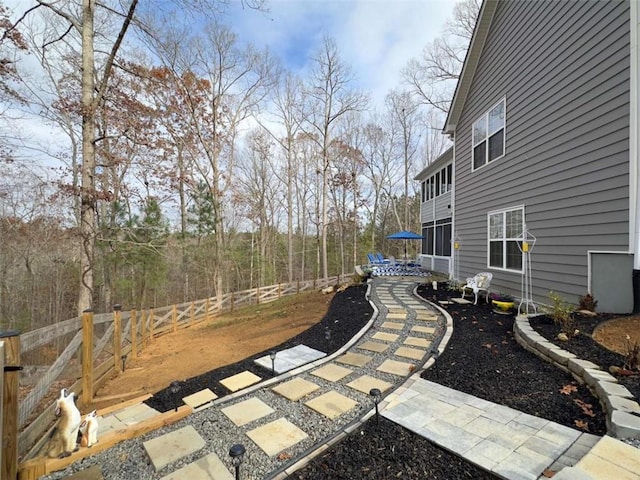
[416,313,438,321]
[311,364,353,382]
[387,308,407,315]
[404,336,431,348]
[219,371,261,392]
[144,425,205,471]
[254,345,326,374]
[386,313,407,320]
[394,346,427,360]
[160,452,233,480]
[347,375,393,394]
[64,466,104,480]
[221,398,274,426]
[372,332,399,343]
[358,341,389,353]
[98,414,123,436]
[411,325,436,334]
[272,378,320,401]
[381,322,404,330]
[183,388,218,410]
[114,403,159,424]
[451,298,473,304]
[336,352,373,367]
[246,417,308,456]
[305,390,358,419]
[377,359,415,377]
[438,300,453,305]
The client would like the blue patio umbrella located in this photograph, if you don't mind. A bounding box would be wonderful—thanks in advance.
[386,230,424,259]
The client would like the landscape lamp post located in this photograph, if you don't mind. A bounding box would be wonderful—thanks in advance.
[170,381,181,411]
[369,388,382,424]
[229,443,246,480]
[269,351,277,376]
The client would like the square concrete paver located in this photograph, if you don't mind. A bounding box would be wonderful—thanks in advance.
[183,389,218,409]
[372,332,399,343]
[411,325,436,334]
[64,466,104,480]
[305,390,358,419]
[387,308,407,315]
[221,397,274,426]
[347,375,393,394]
[415,313,438,321]
[160,452,233,480]
[451,298,473,304]
[272,378,320,401]
[358,341,389,353]
[386,313,407,320]
[219,371,261,392]
[394,346,426,361]
[381,322,404,330]
[254,344,326,374]
[404,336,431,348]
[336,352,373,367]
[377,359,415,377]
[114,403,158,424]
[144,425,205,471]
[246,417,308,456]
[311,363,353,382]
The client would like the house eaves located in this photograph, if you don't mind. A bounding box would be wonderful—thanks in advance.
[414,147,453,181]
[443,0,499,135]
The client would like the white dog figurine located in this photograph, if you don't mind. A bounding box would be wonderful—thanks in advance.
[79,410,99,448]
[46,388,82,458]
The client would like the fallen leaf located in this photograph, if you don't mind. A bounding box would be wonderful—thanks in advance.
[482,343,493,349]
[574,419,589,431]
[574,399,596,417]
[542,468,556,478]
[559,384,578,395]
[277,452,292,460]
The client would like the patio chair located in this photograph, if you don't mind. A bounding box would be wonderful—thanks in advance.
[461,272,493,305]
[375,253,390,264]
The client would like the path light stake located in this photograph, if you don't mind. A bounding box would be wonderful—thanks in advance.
[229,443,246,480]
[269,351,277,376]
[369,388,382,424]
[170,381,181,412]
[121,353,128,371]
[430,346,440,382]
[324,326,331,341]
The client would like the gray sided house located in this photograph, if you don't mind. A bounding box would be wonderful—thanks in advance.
[415,147,454,276]
[433,0,639,313]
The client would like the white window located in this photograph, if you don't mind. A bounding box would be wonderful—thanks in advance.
[473,98,505,170]
[488,206,523,271]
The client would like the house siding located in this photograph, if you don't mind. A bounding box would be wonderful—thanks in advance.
[453,0,630,306]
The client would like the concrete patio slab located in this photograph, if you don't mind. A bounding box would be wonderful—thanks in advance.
[219,371,261,392]
[575,435,640,479]
[221,397,275,426]
[160,452,233,480]
[183,388,218,409]
[377,359,415,376]
[335,352,373,367]
[381,321,404,330]
[114,403,158,424]
[305,390,358,419]
[404,336,431,348]
[311,363,353,382]
[272,378,320,401]
[346,375,393,394]
[372,332,399,342]
[394,346,426,361]
[63,466,104,480]
[357,341,389,353]
[143,425,205,471]
[246,418,308,456]
[254,345,326,374]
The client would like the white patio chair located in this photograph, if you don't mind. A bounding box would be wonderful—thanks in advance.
[461,272,493,305]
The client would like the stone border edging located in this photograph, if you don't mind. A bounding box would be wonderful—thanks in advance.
[513,315,640,440]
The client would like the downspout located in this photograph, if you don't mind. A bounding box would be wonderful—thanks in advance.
[631,0,640,312]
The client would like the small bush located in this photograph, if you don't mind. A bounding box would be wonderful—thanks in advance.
[623,335,640,371]
[547,291,575,333]
[578,293,598,312]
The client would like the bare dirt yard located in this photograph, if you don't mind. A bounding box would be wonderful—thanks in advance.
[90,290,334,410]
[592,315,640,356]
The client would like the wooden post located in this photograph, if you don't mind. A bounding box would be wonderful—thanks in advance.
[148,308,154,342]
[113,305,122,373]
[278,283,281,298]
[190,302,195,323]
[141,310,147,350]
[1,331,20,480]
[131,309,138,359]
[256,287,260,305]
[81,309,94,405]
[205,298,211,322]
[231,292,235,313]
[296,280,300,294]
[172,305,177,333]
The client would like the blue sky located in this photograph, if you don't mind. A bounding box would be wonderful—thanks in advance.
[225,0,458,106]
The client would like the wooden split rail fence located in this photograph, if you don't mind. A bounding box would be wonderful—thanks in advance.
[1,275,342,478]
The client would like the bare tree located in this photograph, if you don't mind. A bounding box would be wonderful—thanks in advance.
[305,36,368,280]
[401,0,480,113]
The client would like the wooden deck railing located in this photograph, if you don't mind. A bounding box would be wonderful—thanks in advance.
[2,275,343,470]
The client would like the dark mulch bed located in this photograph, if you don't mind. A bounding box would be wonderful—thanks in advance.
[146,284,374,412]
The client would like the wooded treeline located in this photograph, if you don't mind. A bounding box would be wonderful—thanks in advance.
[0,0,478,332]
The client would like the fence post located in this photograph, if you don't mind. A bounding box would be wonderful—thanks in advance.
[148,308,155,342]
[113,304,122,373]
[278,283,281,298]
[190,302,195,323]
[296,280,300,294]
[256,287,260,305]
[131,309,138,359]
[81,309,94,405]
[172,305,177,333]
[141,309,147,350]
[231,292,235,313]
[205,298,211,322]
[1,331,20,480]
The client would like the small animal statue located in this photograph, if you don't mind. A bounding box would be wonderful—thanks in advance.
[46,388,82,458]
[79,410,99,447]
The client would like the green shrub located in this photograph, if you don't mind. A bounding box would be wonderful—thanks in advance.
[547,291,575,333]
